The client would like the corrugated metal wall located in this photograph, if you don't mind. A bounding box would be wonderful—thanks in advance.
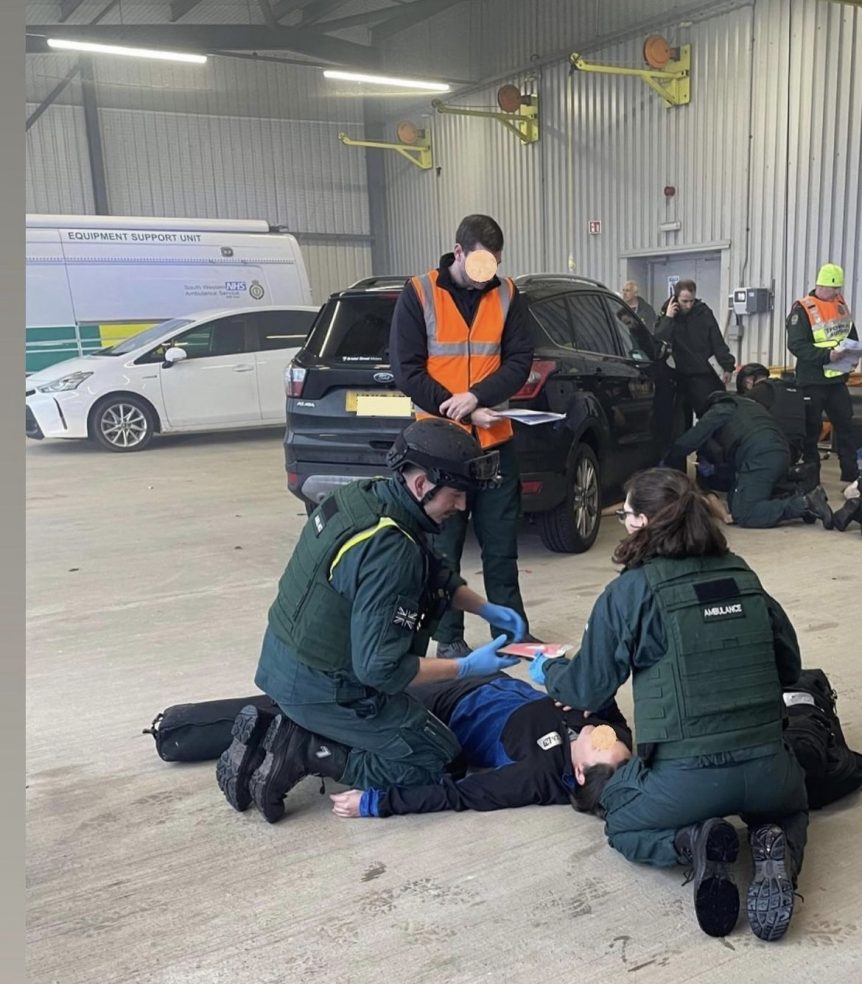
[25,0,862,354]
[25,53,373,301]
[380,0,862,368]
[26,100,95,213]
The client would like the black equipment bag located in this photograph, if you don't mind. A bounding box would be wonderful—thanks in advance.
[143,694,279,763]
[783,669,862,809]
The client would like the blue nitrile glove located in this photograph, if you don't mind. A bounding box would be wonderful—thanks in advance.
[456,634,518,679]
[696,460,716,478]
[529,652,549,686]
[478,603,526,642]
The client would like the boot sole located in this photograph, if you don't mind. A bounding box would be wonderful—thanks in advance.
[249,715,293,824]
[747,827,794,942]
[694,819,740,938]
[216,705,270,812]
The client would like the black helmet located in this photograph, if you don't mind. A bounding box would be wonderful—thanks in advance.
[736,362,769,393]
[387,418,500,493]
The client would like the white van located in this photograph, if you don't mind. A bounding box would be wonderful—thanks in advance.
[26,214,313,373]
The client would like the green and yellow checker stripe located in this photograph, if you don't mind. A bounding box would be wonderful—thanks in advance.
[26,322,157,373]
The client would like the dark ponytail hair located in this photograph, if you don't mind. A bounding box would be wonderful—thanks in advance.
[612,467,728,569]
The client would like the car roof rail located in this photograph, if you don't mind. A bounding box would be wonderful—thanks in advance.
[346,276,409,290]
[515,272,608,290]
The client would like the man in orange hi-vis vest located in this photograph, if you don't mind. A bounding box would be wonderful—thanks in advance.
[389,214,536,658]
[786,262,860,488]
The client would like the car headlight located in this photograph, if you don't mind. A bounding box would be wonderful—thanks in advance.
[36,371,94,393]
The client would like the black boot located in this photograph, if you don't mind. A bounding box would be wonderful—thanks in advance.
[216,704,277,812]
[746,824,795,942]
[802,486,834,528]
[249,715,349,823]
[675,818,740,937]
[831,498,862,533]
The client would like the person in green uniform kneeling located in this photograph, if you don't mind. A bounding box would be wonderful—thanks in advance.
[530,467,808,943]
[217,418,526,824]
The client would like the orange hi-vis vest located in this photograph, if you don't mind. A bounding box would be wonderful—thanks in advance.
[411,269,515,448]
[798,293,854,379]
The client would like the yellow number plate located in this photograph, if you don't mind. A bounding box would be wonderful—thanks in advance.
[345,390,411,415]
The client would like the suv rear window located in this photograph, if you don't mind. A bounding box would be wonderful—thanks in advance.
[303,294,399,361]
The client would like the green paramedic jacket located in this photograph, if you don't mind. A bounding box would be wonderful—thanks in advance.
[267,478,464,686]
[543,553,799,759]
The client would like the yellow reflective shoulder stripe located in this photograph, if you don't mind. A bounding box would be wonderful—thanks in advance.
[328,517,417,580]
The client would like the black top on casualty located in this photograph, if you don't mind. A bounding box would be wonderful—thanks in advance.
[284,273,675,553]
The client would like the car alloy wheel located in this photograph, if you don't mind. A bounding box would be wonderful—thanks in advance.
[92,396,155,452]
[571,453,599,538]
[537,442,602,553]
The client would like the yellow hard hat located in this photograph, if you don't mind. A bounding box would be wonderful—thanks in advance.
[816,263,844,287]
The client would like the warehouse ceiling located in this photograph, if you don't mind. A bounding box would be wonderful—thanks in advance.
[26,0,465,72]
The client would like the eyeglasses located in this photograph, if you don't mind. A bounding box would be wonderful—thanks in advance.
[615,508,636,524]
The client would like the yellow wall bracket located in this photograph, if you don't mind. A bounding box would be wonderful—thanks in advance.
[570,45,691,108]
[430,95,540,145]
[337,131,433,170]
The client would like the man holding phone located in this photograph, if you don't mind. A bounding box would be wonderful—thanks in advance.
[656,279,736,432]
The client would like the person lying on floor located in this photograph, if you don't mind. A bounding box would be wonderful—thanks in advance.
[329,673,632,818]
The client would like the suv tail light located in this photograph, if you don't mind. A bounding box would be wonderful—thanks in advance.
[285,365,306,398]
[513,360,557,399]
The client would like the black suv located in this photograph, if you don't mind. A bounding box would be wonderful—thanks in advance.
[284,274,674,553]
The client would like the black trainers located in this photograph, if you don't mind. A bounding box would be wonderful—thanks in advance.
[216,704,275,812]
[678,818,740,937]
[803,486,834,529]
[436,639,472,659]
[747,824,795,942]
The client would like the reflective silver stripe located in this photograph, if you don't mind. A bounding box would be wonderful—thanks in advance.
[428,340,501,357]
[414,273,437,345]
[420,272,508,356]
[496,278,513,320]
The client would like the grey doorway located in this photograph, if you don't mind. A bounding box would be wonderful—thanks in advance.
[643,251,723,318]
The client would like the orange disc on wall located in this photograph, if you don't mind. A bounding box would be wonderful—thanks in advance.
[497,84,523,113]
[643,34,672,69]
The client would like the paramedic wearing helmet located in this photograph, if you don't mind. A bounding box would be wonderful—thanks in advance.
[786,263,860,487]
[216,418,525,824]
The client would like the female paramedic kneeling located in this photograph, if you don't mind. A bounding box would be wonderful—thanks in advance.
[531,467,808,943]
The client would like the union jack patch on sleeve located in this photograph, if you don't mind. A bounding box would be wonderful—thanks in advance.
[392,598,420,631]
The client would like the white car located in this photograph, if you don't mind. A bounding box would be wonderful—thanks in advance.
[25,305,319,452]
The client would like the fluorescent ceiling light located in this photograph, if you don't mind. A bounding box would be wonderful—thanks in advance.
[323,69,449,92]
[46,38,208,64]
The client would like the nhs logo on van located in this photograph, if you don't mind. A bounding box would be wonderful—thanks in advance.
[224,281,247,293]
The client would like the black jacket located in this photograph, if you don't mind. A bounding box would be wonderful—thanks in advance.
[388,253,534,417]
[374,674,630,816]
[656,299,735,376]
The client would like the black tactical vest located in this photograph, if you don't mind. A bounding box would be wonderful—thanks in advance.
[762,380,806,459]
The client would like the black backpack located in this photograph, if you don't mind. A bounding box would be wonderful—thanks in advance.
[143,694,279,762]
[783,669,862,809]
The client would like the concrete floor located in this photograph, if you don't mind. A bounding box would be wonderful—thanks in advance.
[26,429,862,983]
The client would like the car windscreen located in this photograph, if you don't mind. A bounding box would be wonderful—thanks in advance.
[302,294,399,361]
[94,319,193,356]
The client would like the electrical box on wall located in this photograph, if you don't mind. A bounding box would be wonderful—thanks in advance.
[731,287,772,315]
